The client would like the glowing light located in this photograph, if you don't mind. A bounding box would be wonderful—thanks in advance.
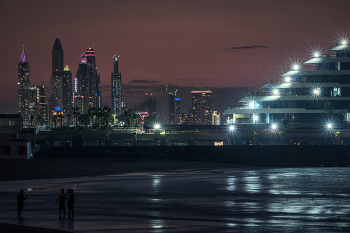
[341,40,348,46]
[253,114,259,122]
[285,76,291,83]
[272,124,277,129]
[313,52,320,58]
[327,123,332,129]
[154,124,160,129]
[249,101,255,108]
[273,89,279,95]
[229,125,235,131]
[313,88,320,96]
[292,64,300,71]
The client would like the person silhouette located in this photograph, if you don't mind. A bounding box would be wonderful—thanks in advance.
[55,189,67,218]
[17,190,28,218]
[67,189,75,218]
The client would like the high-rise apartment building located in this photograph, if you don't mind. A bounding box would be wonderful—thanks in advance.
[74,47,101,113]
[191,90,212,125]
[49,38,72,123]
[175,97,180,124]
[18,45,30,125]
[168,92,175,125]
[35,86,48,125]
[111,55,122,115]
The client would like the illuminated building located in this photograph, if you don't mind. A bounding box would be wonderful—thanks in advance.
[139,95,157,124]
[224,39,350,125]
[62,64,73,118]
[74,47,101,113]
[190,90,212,125]
[212,111,221,125]
[175,97,181,124]
[35,86,48,125]
[111,55,122,115]
[18,45,30,125]
[169,92,175,125]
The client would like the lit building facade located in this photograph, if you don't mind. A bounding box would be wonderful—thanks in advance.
[74,47,101,113]
[224,39,350,126]
[18,45,30,125]
[175,97,181,124]
[111,55,122,115]
[169,92,175,125]
[190,90,212,125]
[212,111,221,125]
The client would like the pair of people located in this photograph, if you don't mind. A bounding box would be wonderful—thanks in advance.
[55,189,75,218]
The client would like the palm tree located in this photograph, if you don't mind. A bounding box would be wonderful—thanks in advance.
[37,114,43,126]
[52,115,58,131]
[58,113,65,131]
[132,113,140,128]
[102,106,111,130]
[123,110,132,127]
[30,113,35,126]
[72,107,80,129]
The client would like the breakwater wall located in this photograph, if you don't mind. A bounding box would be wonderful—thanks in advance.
[47,146,350,166]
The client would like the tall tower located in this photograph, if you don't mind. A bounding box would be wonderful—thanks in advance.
[49,38,64,121]
[190,90,212,125]
[85,47,101,108]
[111,55,122,115]
[18,45,30,125]
[62,64,73,118]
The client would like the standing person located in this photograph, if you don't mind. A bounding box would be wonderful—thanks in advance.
[67,189,75,218]
[17,190,28,218]
[55,189,67,219]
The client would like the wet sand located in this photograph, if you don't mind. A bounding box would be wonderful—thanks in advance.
[0,158,235,233]
[0,158,235,182]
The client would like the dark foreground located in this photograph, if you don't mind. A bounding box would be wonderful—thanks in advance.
[0,159,349,232]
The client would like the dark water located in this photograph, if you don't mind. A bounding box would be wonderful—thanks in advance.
[0,167,349,232]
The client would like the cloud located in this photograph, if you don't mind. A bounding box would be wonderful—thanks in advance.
[229,45,269,50]
[129,79,158,84]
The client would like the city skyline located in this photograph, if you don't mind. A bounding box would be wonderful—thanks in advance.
[2,0,350,114]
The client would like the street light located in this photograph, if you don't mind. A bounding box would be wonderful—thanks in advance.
[154,124,160,129]
[229,125,235,131]
[327,123,332,129]
[272,124,277,130]
[253,114,259,123]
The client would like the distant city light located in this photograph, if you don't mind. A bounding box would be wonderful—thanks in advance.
[253,114,259,122]
[292,64,300,71]
[273,89,279,95]
[341,40,348,46]
[285,76,291,83]
[327,123,332,129]
[154,124,160,129]
[249,101,255,108]
[272,124,277,129]
[313,88,320,96]
[313,52,320,58]
[229,125,235,131]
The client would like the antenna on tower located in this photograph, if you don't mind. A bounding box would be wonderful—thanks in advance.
[107,46,118,57]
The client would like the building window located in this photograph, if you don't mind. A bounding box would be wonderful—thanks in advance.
[8,121,15,126]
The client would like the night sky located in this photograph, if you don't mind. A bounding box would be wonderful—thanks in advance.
[1,0,350,114]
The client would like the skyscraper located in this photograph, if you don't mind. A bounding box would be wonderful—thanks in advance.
[168,92,175,125]
[49,38,64,122]
[111,55,122,115]
[49,38,72,124]
[35,86,48,125]
[18,45,30,125]
[62,64,73,118]
[175,97,181,124]
[191,90,212,125]
[74,47,101,113]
